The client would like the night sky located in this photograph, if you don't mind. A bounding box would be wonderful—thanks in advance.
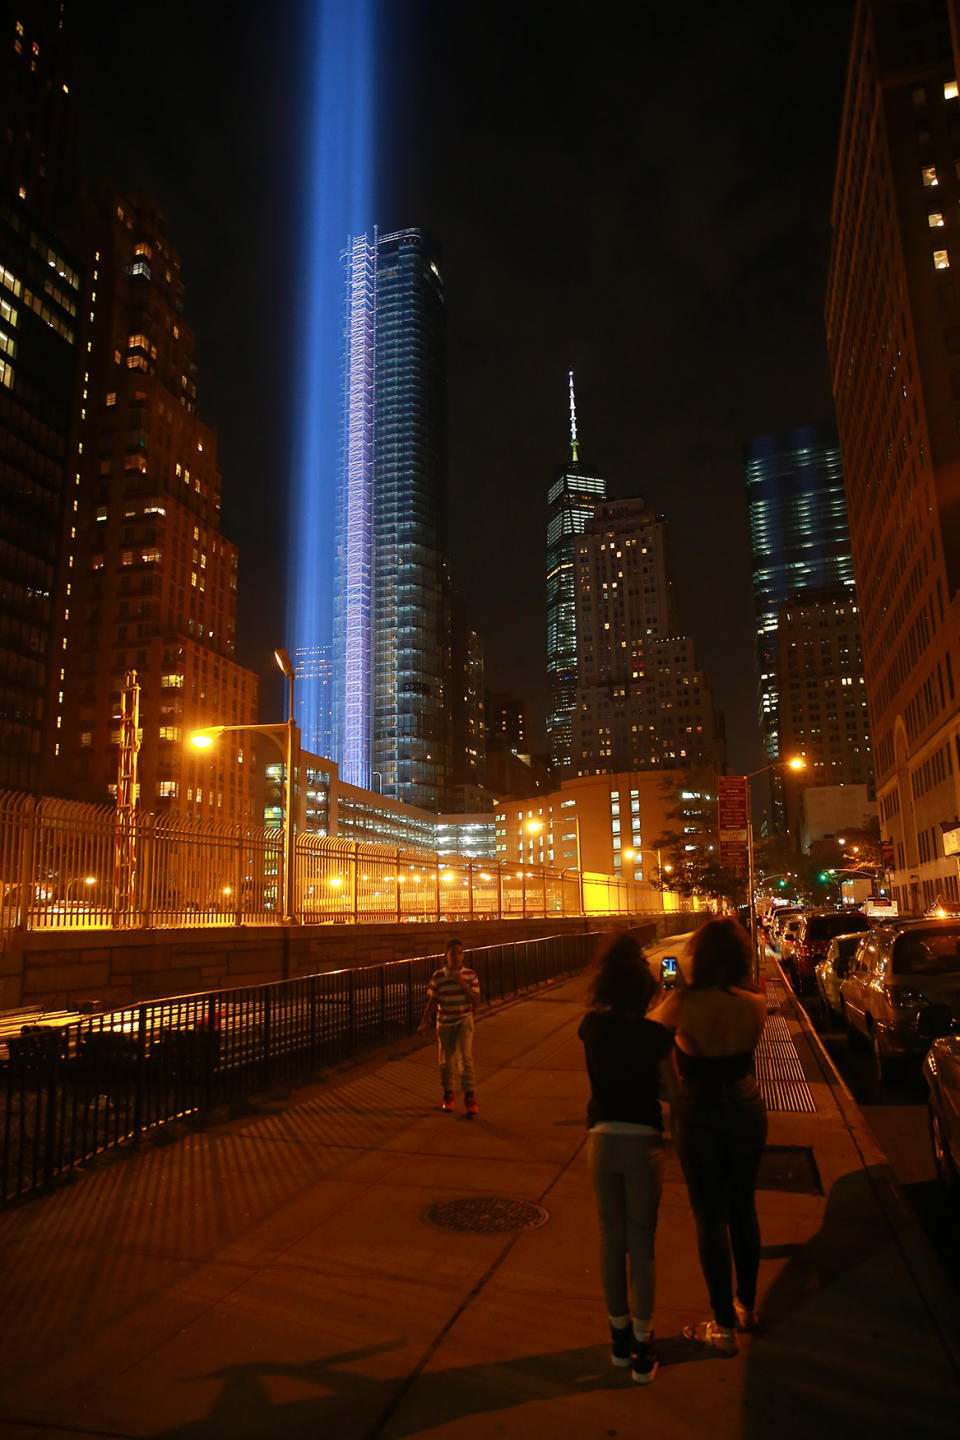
[73,0,854,775]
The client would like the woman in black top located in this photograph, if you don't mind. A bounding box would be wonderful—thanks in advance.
[578,932,673,1385]
[649,918,767,1354]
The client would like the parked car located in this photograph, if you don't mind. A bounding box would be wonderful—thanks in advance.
[922,1010,960,1192]
[815,931,870,1024]
[793,911,873,995]
[840,919,960,1081]
[772,906,804,945]
[924,901,960,919]
[778,917,806,977]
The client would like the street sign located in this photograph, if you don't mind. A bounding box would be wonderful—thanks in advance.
[718,775,749,875]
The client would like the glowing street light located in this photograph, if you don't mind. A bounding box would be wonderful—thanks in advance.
[188,645,300,923]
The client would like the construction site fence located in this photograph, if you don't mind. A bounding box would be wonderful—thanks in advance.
[0,790,652,936]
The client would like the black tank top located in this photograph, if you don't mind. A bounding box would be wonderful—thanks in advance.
[674,1048,755,1083]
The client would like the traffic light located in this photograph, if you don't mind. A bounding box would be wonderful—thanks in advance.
[777,877,787,888]
[818,871,830,883]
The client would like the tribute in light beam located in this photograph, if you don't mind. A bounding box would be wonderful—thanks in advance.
[286,0,375,755]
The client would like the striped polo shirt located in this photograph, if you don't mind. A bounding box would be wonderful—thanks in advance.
[427,966,480,1023]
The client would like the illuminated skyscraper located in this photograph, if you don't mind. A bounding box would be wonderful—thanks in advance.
[826,0,960,913]
[546,373,606,772]
[57,192,258,823]
[0,0,82,791]
[334,227,449,809]
[571,497,723,777]
[744,423,854,763]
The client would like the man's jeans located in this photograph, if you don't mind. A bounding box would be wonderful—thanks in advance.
[437,1014,476,1093]
[587,1131,664,1323]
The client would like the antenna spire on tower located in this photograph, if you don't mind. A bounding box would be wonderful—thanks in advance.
[568,369,579,463]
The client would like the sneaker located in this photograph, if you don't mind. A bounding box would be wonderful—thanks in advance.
[733,1298,759,1333]
[441,1092,455,1112]
[631,1332,658,1385]
[464,1092,479,1117]
[682,1319,737,1356]
[609,1322,632,1368]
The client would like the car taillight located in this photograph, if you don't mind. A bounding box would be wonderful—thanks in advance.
[877,985,928,1009]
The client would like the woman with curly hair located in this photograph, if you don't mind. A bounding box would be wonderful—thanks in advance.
[578,931,673,1384]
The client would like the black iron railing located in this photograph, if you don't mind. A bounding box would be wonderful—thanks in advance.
[1,929,596,1206]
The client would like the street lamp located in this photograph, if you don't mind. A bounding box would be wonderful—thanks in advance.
[189,645,300,923]
[743,756,806,975]
[620,846,672,912]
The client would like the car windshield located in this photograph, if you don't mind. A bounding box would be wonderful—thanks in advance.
[892,926,960,976]
[808,915,871,940]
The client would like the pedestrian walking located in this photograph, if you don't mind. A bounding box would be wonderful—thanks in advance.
[578,932,674,1385]
[648,918,768,1355]
[418,937,481,1115]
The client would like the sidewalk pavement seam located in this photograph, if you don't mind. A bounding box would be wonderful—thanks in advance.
[362,1118,590,1440]
[772,955,960,1383]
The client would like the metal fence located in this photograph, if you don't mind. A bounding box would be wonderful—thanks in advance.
[0,790,649,936]
[0,928,597,1206]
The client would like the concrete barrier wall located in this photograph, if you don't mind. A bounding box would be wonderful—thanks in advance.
[0,912,698,1012]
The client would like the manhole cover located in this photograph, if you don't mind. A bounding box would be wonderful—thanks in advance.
[425,1197,549,1233]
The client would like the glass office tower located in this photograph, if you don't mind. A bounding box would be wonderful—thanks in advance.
[546,373,606,772]
[335,227,449,809]
[744,422,854,762]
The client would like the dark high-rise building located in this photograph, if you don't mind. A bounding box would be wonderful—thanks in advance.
[0,0,83,791]
[571,497,723,775]
[447,591,488,812]
[333,227,449,810]
[0,1,76,229]
[745,423,855,767]
[826,0,960,913]
[546,372,606,772]
[56,192,258,823]
[777,585,874,835]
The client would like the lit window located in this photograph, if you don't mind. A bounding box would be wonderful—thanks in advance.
[105,391,117,405]
[923,166,939,187]
[929,211,945,227]
[935,249,950,269]
[946,80,959,100]
[134,242,153,259]
[0,358,12,388]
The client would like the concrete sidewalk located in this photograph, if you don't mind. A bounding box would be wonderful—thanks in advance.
[0,959,958,1439]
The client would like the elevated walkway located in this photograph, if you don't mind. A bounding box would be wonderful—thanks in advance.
[0,949,957,1438]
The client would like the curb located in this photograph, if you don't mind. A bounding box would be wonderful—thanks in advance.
[773,953,960,1381]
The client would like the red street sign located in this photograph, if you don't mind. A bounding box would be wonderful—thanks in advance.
[718,775,749,830]
[718,776,749,875]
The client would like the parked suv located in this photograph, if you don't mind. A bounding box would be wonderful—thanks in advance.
[793,911,872,995]
[840,919,960,1081]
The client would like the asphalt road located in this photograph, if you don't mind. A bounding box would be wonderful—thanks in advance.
[787,964,960,1295]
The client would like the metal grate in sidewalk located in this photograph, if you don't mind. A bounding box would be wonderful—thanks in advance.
[755,1012,817,1114]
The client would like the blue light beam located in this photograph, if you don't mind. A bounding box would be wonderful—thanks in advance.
[287,0,375,754]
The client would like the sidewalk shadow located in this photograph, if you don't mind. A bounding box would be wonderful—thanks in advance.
[149,1332,710,1439]
[742,1167,957,1440]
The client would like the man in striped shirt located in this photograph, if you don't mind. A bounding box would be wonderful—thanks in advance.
[418,937,481,1115]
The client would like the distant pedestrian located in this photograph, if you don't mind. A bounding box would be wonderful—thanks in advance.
[578,932,673,1385]
[418,937,481,1115]
[648,918,768,1355]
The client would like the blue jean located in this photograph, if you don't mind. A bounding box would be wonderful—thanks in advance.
[587,1131,664,1322]
[437,1015,475,1093]
[673,1078,767,1329]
